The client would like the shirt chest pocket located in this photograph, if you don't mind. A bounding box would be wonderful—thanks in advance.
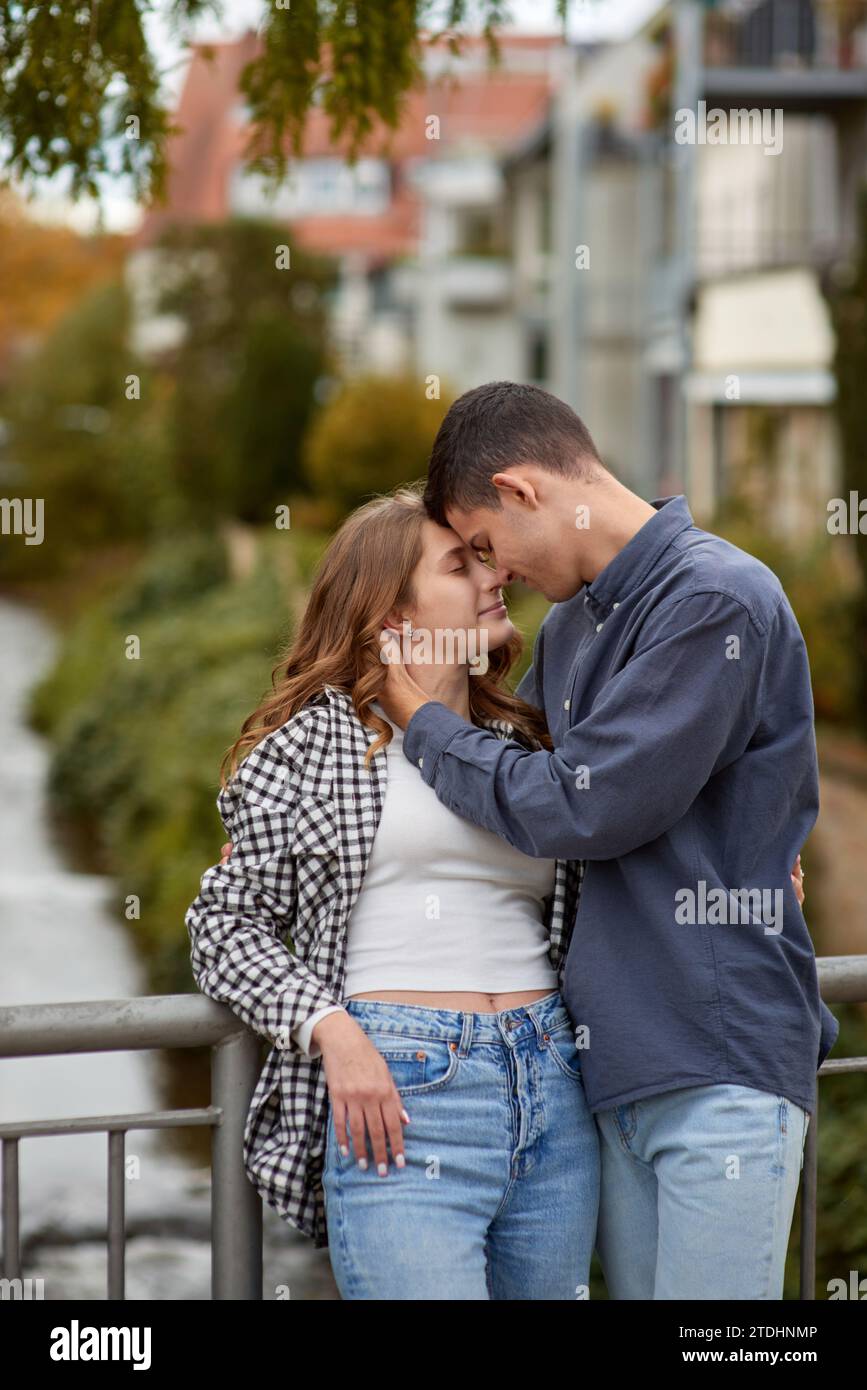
[289,794,343,919]
[290,793,341,858]
[238,790,339,862]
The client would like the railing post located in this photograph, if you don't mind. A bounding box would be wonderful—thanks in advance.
[107,1129,126,1300]
[799,1087,819,1300]
[1,1138,21,1280]
[211,1029,264,1300]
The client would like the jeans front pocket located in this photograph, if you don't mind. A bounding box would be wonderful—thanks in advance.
[772,1093,805,1179]
[802,1108,810,1161]
[790,1100,810,1173]
[544,1019,585,1082]
[364,1031,461,1095]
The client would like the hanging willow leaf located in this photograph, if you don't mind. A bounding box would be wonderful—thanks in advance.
[0,0,573,199]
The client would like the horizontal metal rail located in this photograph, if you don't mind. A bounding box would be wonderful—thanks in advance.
[1,956,866,1300]
[0,994,263,1300]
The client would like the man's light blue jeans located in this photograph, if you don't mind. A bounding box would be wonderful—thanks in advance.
[322,990,600,1299]
[595,1082,810,1300]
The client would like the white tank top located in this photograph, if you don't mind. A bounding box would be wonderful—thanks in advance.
[342,703,558,995]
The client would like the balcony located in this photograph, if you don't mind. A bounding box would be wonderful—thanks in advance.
[701,0,867,108]
[408,156,505,208]
[438,255,513,308]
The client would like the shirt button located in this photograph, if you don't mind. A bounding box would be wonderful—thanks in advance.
[596,622,603,632]
[563,699,570,710]
[418,757,424,768]
[612,601,620,609]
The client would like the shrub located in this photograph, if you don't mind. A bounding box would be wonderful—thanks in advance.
[303,374,453,517]
[28,528,301,992]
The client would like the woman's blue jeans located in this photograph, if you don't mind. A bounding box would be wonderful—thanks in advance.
[322,990,600,1300]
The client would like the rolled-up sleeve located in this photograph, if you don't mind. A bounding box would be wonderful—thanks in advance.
[403,591,761,860]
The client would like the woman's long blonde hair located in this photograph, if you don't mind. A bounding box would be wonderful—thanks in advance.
[220,483,551,787]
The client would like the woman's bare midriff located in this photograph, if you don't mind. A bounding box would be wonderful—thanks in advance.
[347,988,555,1013]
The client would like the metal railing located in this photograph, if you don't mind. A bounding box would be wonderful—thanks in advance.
[1,956,866,1300]
[0,994,263,1300]
[704,0,867,72]
[798,954,867,1298]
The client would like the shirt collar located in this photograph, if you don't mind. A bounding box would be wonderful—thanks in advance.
[324,685,513,738]
[322,685,511,736]
[583,494,693,620]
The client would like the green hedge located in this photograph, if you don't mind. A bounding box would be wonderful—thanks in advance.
[29,525,303,992]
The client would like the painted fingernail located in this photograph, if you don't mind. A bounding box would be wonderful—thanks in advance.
[357,1157,367,1170]
[377,1162,387,1177]
[339,1144,349,1156]
[401,1109,410,1123]
[396,1153,406,1168]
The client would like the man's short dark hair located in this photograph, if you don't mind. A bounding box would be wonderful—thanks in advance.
[423,381,602,525]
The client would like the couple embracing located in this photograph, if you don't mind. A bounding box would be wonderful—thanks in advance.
[185,380,838,1301]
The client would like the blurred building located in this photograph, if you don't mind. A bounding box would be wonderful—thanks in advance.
[128,31,568,385]
[128,4,867,525]
[670,0,867,530]
[529,0,867,514]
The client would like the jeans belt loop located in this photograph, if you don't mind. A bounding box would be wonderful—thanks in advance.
[528,1002,548,1049]
[458,1010,474,1057]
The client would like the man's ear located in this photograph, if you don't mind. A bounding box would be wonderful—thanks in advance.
[490,470,539,508]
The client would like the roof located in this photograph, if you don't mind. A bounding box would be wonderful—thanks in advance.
[132,30,561,261]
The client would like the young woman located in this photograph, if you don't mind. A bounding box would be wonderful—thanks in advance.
[185,483,599,1300]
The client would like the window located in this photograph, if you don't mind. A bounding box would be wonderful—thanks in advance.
[230,158,390,218]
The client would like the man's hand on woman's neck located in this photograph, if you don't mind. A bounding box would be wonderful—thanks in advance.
[378,641,471,730]
[411,665,472,721]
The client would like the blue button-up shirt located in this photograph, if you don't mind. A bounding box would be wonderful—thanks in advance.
[403,495,839,1116]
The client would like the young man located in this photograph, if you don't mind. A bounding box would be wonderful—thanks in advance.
[379,380,839,1300]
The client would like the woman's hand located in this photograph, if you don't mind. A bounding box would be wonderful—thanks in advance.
[792,853,805,908]
[218,838,408,1170]
[313,1011,409,1176]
